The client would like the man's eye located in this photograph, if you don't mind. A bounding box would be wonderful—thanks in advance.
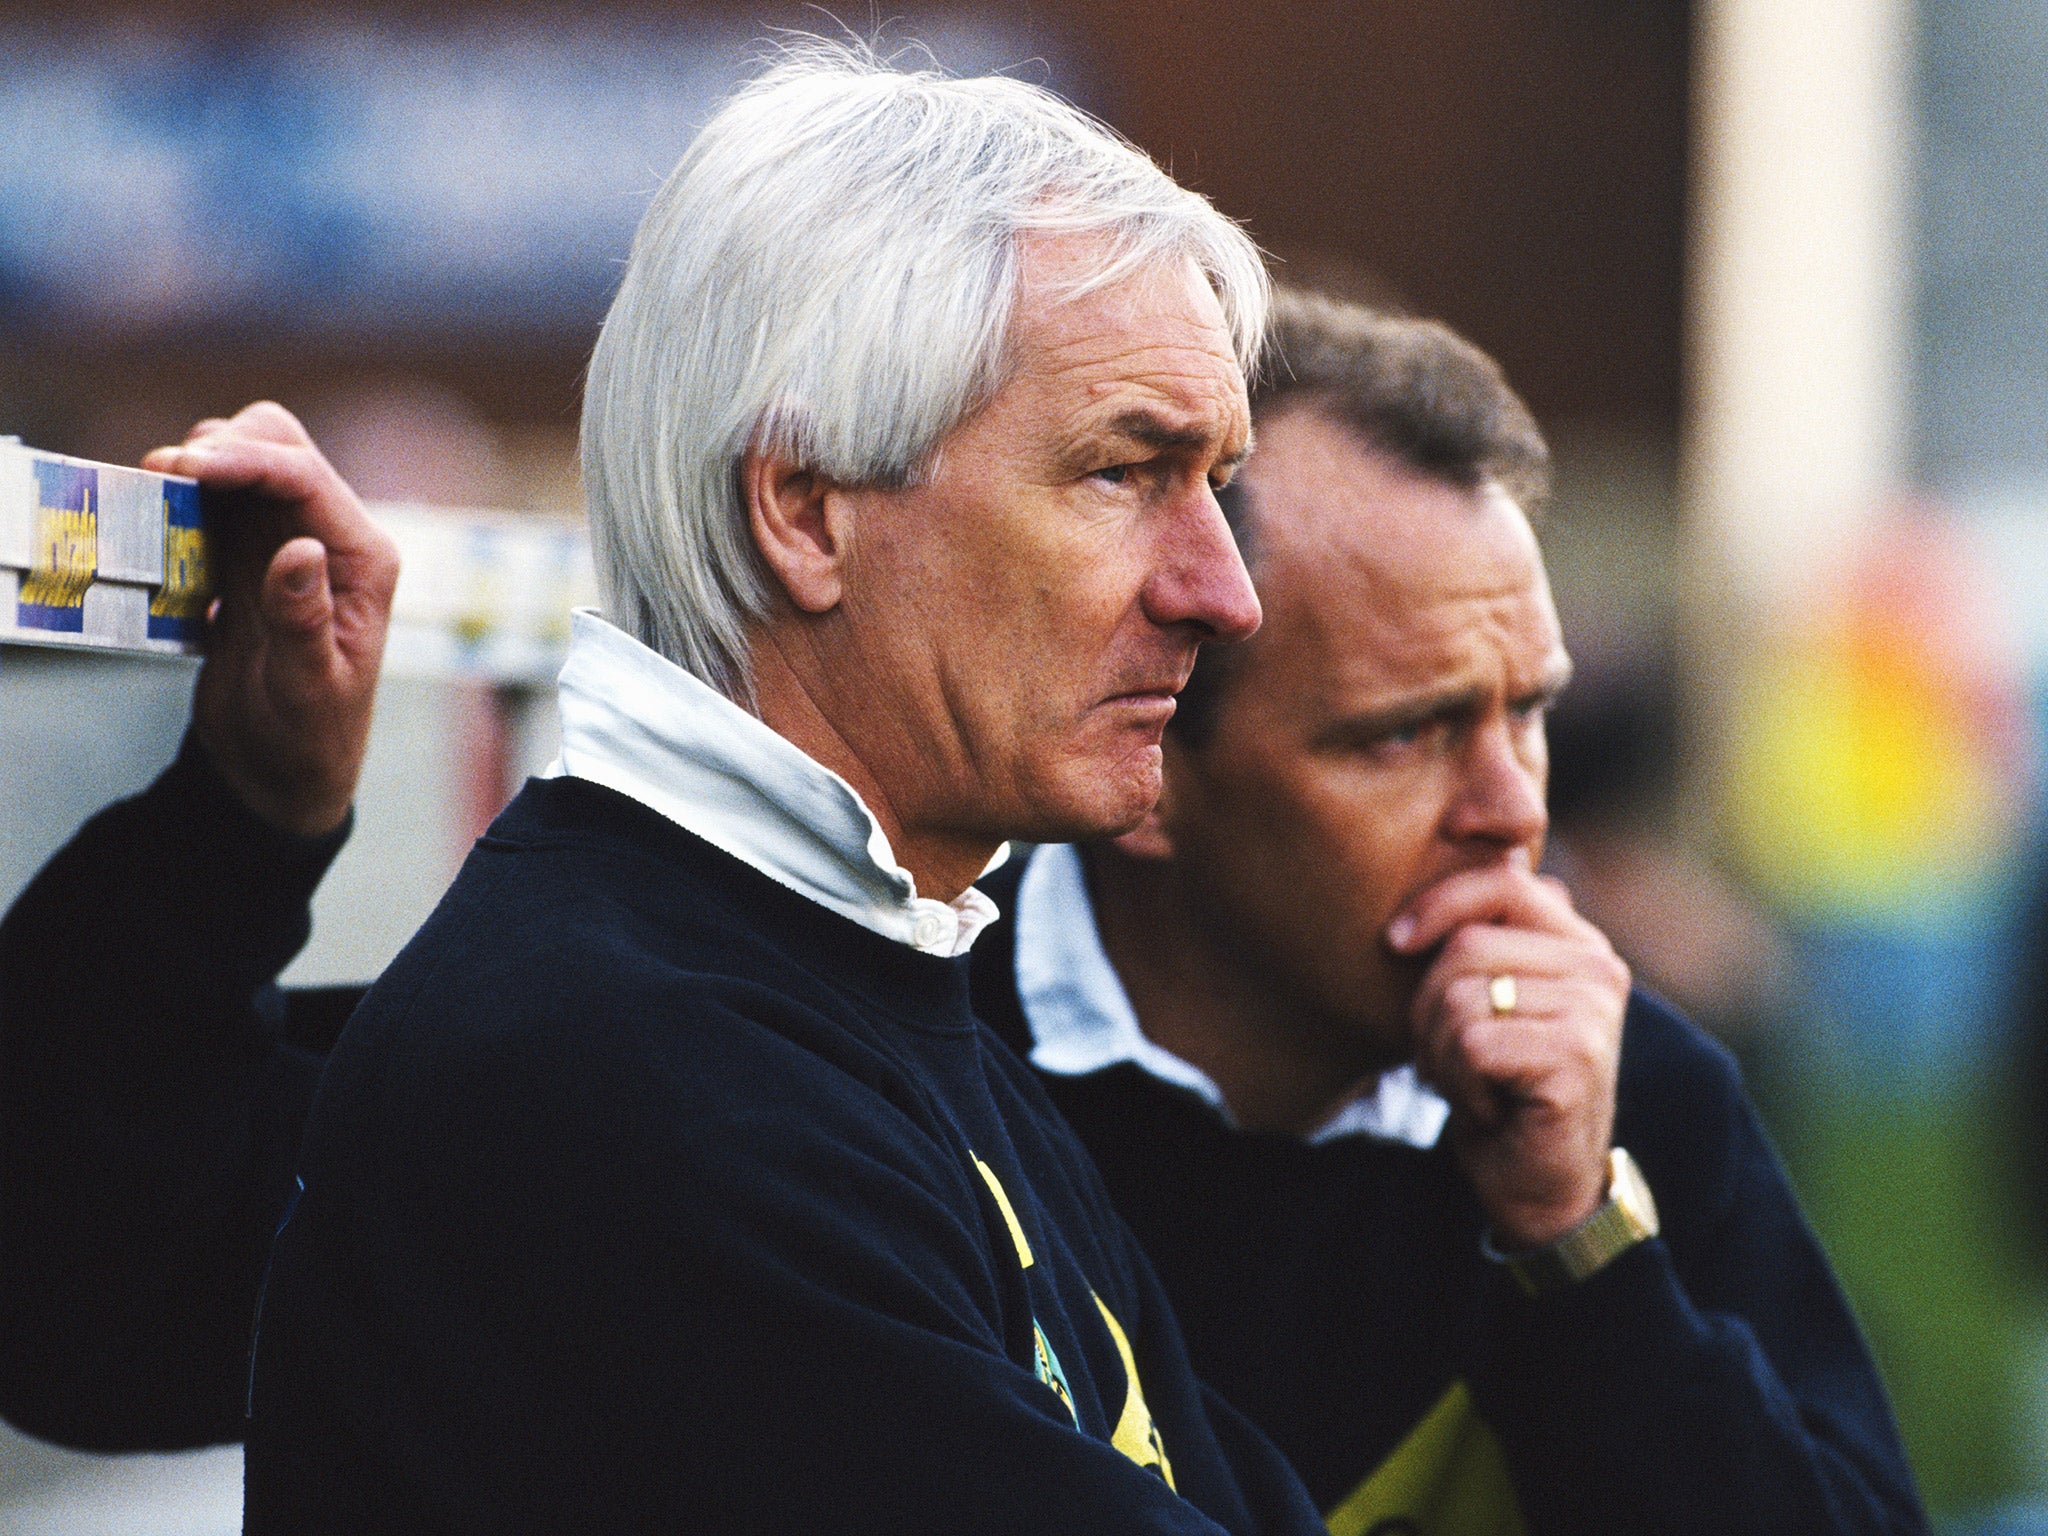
[1364,721,1430,754]
[1092,464,1132,485]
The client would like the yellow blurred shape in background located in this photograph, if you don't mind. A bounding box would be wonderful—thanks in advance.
[1728,512,2031,927]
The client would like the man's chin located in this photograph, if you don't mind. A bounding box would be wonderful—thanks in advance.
[1013,744,1164,845]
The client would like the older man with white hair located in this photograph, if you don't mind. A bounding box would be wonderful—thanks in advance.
[234,42,1327,1536]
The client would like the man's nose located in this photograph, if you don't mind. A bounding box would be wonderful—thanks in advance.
[1445,722,1548,850]
[1141,487,1262,642]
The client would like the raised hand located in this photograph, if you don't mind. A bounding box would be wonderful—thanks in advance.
[1387,849,1630,1250]
[143,402,400,837]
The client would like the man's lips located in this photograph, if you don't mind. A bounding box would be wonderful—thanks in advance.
[1099,687,1182,718]
[1093,691,1181,747]
[1099,660,1197,710]
[1103,686,1182,704]
[1092,651,1198,725]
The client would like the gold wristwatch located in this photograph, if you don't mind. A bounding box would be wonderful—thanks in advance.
[1486,1147,1661,1297]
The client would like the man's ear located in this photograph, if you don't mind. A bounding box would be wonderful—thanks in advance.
[742,449,845,614]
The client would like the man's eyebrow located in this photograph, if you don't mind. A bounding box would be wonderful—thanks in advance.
[1314,687,1483,748]
[1089,408,1250,464]
[1314,660,1573,749]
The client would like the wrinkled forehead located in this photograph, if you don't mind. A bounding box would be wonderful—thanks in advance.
[1004,240,1250,433]
[1253,456,1563,690]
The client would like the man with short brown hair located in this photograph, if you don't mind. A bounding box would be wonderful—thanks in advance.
[967,287,1926,1534]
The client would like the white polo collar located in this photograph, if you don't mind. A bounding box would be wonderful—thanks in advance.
[1013,841,1449,1148]
[547,609,1002,958]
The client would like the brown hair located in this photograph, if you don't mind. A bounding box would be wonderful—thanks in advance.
[1251,286,1549,515]
[1174,287,1550,746]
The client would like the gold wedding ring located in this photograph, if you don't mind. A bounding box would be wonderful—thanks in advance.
[1488,974,1517,1016]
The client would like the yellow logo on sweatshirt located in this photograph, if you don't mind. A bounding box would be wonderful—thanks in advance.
[1324,1380,1524,1536]
[968,1154,1174,1487]
[1092,1291,1176,1491]
[1033,1321,1078,1426]
[972,1155,1035,1270]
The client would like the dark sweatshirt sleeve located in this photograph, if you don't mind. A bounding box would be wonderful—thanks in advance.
[1199,1380,1337,1536]
[1473,994,1928,1535]
[0,729,356,1450]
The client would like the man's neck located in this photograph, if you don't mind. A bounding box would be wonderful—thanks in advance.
[748,630,1000,905]
[1084,845,1395,1137]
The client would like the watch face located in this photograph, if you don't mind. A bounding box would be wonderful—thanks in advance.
[1610,1148,1661,1239]
[1501,1149,1661,1295]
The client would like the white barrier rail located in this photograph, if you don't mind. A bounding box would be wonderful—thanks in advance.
[0,440,595,686]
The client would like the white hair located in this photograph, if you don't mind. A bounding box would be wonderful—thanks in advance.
[581,36,1269,700]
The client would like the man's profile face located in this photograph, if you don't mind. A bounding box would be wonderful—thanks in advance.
[1153,403,1570,1069]
[834,234,1259,847]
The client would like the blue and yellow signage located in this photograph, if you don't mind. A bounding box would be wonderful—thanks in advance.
[4,445,208,654]
[149,477,209,643]
[17,458,96,633]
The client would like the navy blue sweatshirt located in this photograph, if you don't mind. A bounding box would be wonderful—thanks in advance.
[971,859,1928,1535]
[242,775,1323,1535]
[0,733,347,1451]
[2,747,1927,1532]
